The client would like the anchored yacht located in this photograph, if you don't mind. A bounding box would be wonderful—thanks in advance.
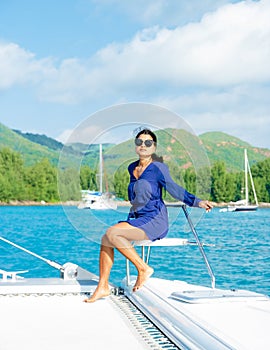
[220,149,258,213]
[78,144,117,210]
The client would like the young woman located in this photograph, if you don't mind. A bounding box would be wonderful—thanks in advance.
[84,128,212,302]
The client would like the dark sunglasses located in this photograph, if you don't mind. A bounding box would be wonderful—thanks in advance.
[134,138,155,147]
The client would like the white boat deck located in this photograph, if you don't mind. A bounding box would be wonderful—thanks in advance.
[0,293,150,350]
[0,268,177,350]
[1,265,270,349]
[0,269,171,350]
[124,276,270,350]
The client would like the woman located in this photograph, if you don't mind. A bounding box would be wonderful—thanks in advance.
[84,128,212,303]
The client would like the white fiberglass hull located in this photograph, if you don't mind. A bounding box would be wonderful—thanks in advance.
[231,205,258,212]
[123,276,270,350]
[220,205,258,212]
[0,267,168,350]
[78,192,117,210]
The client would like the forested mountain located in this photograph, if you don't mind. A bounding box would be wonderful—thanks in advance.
[200,131,270,171]
[13,129,64,151]
[0,123,61,166]
[99,128,270,173]
[0,123,85,168]
[1,121,270,203]
[1,122,270,171]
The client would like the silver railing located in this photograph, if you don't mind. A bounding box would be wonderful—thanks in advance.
[126,205,216,289]
[182,205,215,289]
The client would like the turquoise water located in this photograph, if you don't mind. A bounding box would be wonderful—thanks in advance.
[0,205,269,296]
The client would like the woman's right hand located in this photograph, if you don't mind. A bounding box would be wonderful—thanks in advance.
[199,200,213,212]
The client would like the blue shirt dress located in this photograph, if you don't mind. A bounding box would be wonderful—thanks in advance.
[125,160,201,241]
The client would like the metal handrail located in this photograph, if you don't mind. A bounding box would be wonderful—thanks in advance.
[126,205,216,289]
[182,205,215,289]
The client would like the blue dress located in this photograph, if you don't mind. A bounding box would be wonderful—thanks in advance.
[125,160,201,241]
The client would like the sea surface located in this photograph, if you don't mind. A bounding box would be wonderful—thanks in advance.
[0,205,269,296]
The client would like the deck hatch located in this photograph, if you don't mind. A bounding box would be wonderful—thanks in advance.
[170,288,269,304]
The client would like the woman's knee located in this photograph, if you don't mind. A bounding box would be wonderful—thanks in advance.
[106,226,118,244]
[106,225,128,245]
[101,234,110,246]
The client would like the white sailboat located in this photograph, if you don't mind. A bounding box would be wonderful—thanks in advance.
[78,144,117,210]
[220,149,258,212]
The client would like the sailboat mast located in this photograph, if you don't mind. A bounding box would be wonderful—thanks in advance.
[246,150,259,206]
[99,144,103,193]
[244,149,248,205]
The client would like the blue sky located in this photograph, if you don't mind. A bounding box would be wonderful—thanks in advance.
[0,0,270,148]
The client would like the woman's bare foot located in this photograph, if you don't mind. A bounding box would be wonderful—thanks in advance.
[133,266,154,292]
[84,287,110,303]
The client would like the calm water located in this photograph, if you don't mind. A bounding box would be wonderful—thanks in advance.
[0,205,269,296]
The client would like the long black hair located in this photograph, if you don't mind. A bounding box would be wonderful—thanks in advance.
[135,128,163,163]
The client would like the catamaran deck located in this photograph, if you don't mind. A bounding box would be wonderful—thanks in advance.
[0,293,148,350]
[124,276,270,350]
[0,273,179,350]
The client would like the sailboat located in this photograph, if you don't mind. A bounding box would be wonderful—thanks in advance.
[78,144,117,210]
[220,149,258,212]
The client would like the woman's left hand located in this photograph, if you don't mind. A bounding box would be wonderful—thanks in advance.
[199,200,213,212]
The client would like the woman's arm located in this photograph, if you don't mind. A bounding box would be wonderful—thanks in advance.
[156,162,213,210]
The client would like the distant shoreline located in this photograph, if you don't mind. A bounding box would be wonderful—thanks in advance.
[0,200,132,207]
[1,200,270,208]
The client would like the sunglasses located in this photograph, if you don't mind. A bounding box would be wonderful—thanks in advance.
[134,138,155,147]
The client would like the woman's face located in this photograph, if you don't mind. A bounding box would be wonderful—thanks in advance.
[135,134,156,158]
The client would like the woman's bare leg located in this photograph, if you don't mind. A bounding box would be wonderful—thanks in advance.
[106,223,154,292]
[85,222,154,303]
[117,245,154,291]
[84,235,114,303]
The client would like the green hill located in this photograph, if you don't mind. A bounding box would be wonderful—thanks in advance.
[99,128,210,174]
[13,129,64,151]
[200,131,270,171]
[1,122,270,172]
[0,122,73,167]
[99,129,270,173]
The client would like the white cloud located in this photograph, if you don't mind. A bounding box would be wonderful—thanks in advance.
[37,0,270,103]
[0,41,54,89]
[1,1,270,103]
[153,84,270,148]
[1,0,270,149]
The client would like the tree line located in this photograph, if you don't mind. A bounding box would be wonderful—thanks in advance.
[0,147,269,203]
